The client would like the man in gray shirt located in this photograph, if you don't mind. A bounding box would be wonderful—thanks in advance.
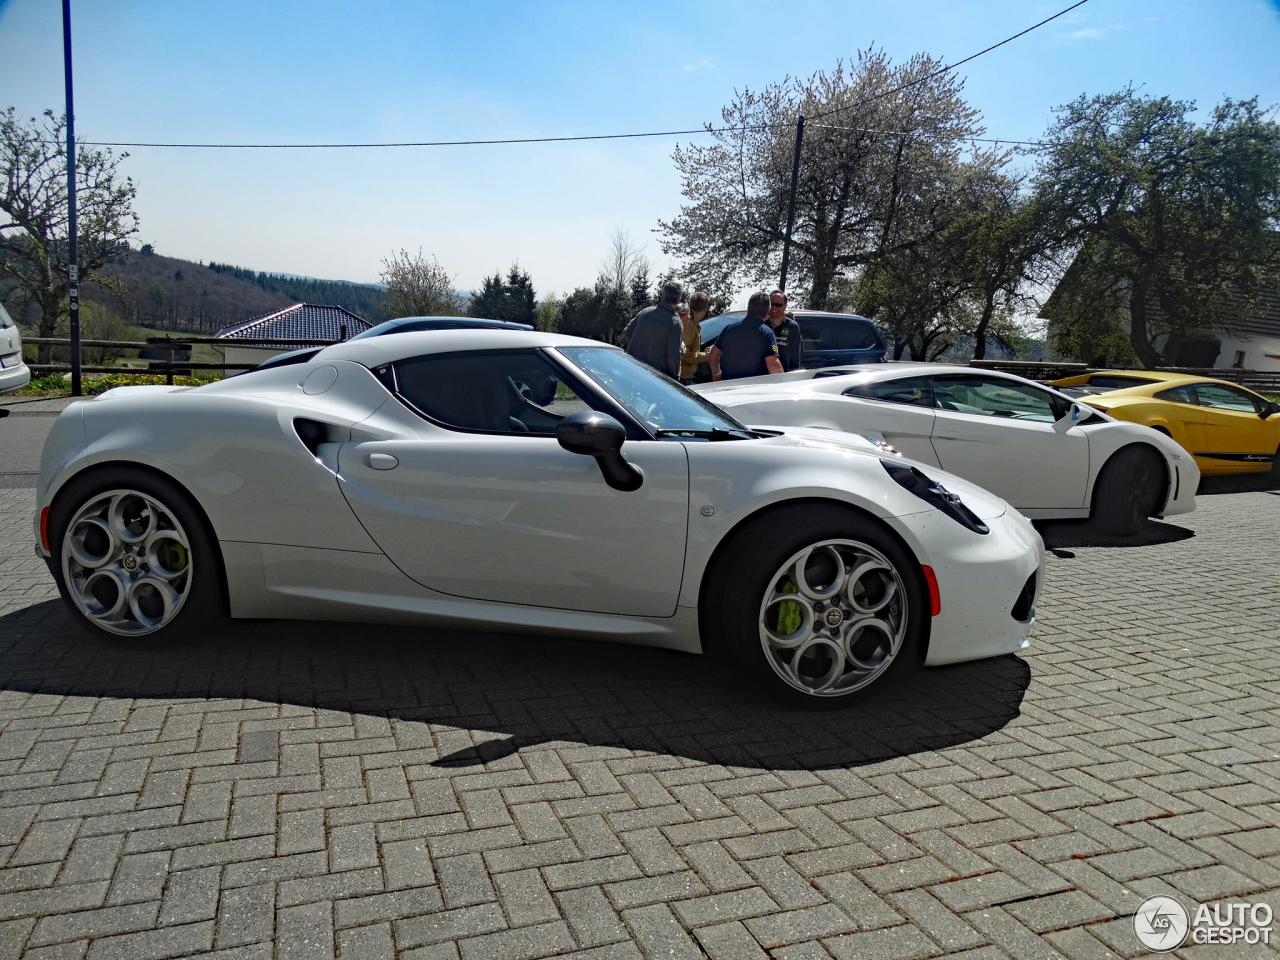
[624,281,683,378]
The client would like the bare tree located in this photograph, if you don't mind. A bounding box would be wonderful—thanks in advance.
[0,108,138,361]
[379,249,459,316]
[658,50,1003,308]
[598,228,648,296]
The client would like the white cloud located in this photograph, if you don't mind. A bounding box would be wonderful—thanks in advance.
[681,57,714,73]
[1057,22,1128,42]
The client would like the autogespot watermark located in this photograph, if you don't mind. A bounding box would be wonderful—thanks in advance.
[1133,895,1274,950]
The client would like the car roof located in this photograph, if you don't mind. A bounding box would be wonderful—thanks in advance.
[1075,370,1263,398]
[698,362,1040,399]
[711,309,876,321]
[316,329,617,365]
[1083,369,1196,384]
[354,316,533,338]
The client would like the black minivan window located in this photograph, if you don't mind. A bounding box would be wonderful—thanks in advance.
[796,315,880,350]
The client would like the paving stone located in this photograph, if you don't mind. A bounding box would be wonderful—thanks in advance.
[556,885,629,947]
[3,485,1280,959]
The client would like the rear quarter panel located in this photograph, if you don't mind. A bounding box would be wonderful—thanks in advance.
[45,363,391,553]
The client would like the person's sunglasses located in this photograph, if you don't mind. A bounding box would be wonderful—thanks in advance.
[769,301,786,308]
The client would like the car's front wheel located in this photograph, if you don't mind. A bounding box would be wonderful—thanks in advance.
[706,505,924,705]
[1091,445,1164,536]
[50,468,223,643]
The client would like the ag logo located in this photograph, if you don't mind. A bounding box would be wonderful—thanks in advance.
[823,608,844,628]
[1134,895,1189,951]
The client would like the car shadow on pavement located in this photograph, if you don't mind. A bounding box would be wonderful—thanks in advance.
[0,600,1029,772]
[1197,473,1280,496]
[1035,517,1194,552]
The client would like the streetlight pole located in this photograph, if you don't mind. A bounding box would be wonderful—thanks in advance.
[62,0,82,396]
[778,114,805,293]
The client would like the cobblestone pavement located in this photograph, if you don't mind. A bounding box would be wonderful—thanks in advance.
[1,471,1279,959]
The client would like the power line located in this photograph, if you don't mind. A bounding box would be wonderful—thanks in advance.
[805,122,1047,147]
[71,0,1087,151]
[71,124,780,150]
[806,0,1090,123]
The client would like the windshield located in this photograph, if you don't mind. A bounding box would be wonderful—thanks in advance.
[558,346,749,435]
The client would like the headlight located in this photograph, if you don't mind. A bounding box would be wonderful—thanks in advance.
[881,460,989,535]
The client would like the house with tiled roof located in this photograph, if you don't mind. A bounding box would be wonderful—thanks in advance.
[214,303,371,369]
[1211,280,1280,370]
[1043,249,1280,370]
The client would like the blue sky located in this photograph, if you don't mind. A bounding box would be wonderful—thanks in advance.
[1,0,1278,300]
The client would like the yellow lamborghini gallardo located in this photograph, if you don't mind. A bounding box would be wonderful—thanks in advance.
[1047,371,1280,476]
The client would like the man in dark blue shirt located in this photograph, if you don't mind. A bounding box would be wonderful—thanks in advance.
[708,292,785,381]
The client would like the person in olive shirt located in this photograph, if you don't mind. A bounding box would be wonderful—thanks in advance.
[708,292,785,381]
[677,290,712,384]
[766,289,804,371]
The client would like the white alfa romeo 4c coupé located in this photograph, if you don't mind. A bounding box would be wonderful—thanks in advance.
[35,331,1043,704]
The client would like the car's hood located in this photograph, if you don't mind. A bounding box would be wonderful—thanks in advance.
[753,425,1010,521]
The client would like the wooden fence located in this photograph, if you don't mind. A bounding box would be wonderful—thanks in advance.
[24,336,341,385]
[20,336,1280,394]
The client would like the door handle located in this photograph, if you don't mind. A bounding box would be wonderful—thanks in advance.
[367,453,399,470]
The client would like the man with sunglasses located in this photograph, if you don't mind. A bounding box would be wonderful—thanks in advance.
[766,289,804,372]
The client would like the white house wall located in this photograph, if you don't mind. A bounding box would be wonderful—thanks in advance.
[1214,333,1280,372]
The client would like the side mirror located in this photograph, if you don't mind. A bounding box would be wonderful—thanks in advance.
[556,411,644,492]
[1260,402,1278,420]
[1054,402,1087,430]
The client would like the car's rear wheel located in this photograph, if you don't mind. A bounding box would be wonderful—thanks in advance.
[1091,446,1164,536]
[706,505,924,706]
[51,468,223,643]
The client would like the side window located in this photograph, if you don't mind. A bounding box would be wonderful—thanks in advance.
[393,350,592,434]
[1155,385,1197,405]
[796,316,880,351]
[1194,383,1263,414]
[843,376,934,407]
[796,316,829,351]
[932,376,1065,423]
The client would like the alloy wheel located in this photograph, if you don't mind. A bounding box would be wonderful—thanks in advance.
[758,538,908,698]
[60,489,194,637]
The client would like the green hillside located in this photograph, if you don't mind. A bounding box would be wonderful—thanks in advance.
[1,244,391,335]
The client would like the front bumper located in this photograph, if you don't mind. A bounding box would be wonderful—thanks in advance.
[1161,456,1199,518]
[888,506,1044,667]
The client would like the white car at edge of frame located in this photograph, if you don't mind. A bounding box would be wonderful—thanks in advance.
[0,305,32,394]
[34,330,1043,705]
[694,363,1198,535]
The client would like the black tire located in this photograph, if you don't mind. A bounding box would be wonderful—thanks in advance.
[703,503,925,707]
[49,466,226,645]
[1090,445,1165,536]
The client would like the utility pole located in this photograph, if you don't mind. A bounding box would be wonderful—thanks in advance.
[778,114,805,293]
[62,0,81,396]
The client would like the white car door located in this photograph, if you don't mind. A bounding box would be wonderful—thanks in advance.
[336,348,690,618]
[833,375,941,466]
[928,373,1089,511]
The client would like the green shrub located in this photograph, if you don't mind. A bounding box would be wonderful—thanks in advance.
[14,372,219,397]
